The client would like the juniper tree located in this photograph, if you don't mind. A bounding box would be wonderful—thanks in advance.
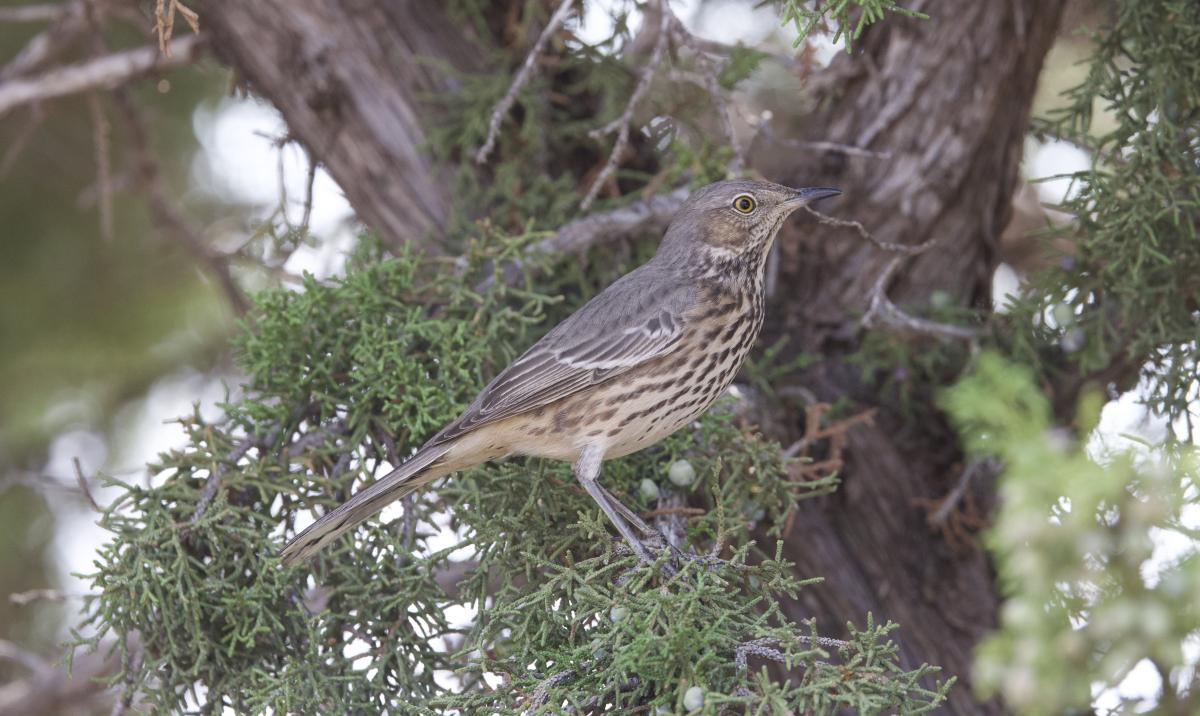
[3,0,1195,713]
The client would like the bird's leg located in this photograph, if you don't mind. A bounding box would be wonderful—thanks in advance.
[594,484,689,560]
[574,447,658,565]
[595,484,654,535]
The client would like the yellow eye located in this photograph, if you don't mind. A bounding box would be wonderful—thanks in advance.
[732,194,756,214]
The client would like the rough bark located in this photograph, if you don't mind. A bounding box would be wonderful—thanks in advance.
[197,0,1063,712]
[755,2,1066,713]
[201,0,504,252]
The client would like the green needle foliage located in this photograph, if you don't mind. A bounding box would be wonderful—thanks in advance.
[778,0,927,50]
[942,354,1200,714]
[73,237,946,714]
[1010,0,1200,436]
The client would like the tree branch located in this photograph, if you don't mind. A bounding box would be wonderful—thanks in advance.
[580,0,670,210]
[468,186,689,290]
[0,1,86,82]
[664,7,743,170]
[475,0,575,165]
[0,4,71,23]
[106,81,250,314]
[800,206,985,341]
[862,256,984,341]
[0,34,204,118]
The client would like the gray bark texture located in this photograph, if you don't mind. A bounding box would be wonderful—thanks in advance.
[202,0,496,253]
[759,2,1065,713]
[203,0,1066,712]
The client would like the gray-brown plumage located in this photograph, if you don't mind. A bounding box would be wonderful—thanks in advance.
[280,179,840,566]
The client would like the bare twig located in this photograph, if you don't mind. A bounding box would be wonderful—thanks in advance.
[86,92,113,242]
[802,206,984,340]
[0,640,51,675]
[72,457,103,512]
[0,106,44,176]
[281,420,346,460]
[862,256,983,340]
[107,80,250,314]
[781,404,876,460]
[0,636,134,716]
[758,117,891,159]
[803,206,931,254]
[0,3,71,23]
[300,153,318,231]
[0,34,203,118]
[928,457,1000,527]
[467,185,689,290]
[8,589,72,606]
[153,0,199,57]
[664,8,742,170]
[641,505,706,519]
[475,0,575,165]
[734,634,852,673]
[580,0,669,210]
[539,185,687,255]
[0,1,86,81]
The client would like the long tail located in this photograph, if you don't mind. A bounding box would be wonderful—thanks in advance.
[280,441,454,566]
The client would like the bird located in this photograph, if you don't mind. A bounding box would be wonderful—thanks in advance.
[280,179,840,567]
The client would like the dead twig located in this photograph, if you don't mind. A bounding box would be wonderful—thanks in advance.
[300,153,318,232]
[802,207,984,341]
[108,78,250,314]
[86,92,113,242]
[580,0,670,210]
[862,256,983,341]
[641,505,706,519]
[475,0,575,165]
[664,7,743,170]
[803,206,931,255]
[0,34,204,118]
[153,0,199,57]
[0,3,72,23]
[0,105,45,177]
[782,403,875,461]
[927,458,997,527]
[72,457,103,512]
[757,116,890,159]
[187,435,258,526]
[466,185,689,291]
[529,665,578,709]
[0,1,87,82]
[7,588,75,607]
[8,589,72,606]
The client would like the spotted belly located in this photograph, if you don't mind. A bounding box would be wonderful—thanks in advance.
[507,321,759,461]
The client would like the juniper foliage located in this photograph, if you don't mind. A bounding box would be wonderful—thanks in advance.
[73,235,948,714]
[1009,0,1200,436]
[69,0,1200,712]
[842,2,1200,709]
[943,355,1200,714]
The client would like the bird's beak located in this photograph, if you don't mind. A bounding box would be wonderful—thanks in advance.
[783,186,841,210]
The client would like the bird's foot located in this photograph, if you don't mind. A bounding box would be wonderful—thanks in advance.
[613,532,746,580]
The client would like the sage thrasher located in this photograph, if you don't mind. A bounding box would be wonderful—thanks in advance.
[281,179,840,566]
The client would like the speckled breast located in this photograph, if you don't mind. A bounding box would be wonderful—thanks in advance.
[563,282,764,459]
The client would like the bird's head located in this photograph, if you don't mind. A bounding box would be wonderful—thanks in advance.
[658,179,840,267]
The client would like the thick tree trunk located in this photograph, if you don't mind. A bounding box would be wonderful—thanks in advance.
[757,2,1066,713]
[201,0,1063,712]
[202,0,504,252]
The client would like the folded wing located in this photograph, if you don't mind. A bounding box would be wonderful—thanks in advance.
[431,265,698,444]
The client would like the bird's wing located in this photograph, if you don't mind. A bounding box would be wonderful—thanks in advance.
[430,265,699,444]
